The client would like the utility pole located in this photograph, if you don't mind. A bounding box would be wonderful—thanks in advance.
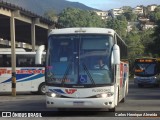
[10,11,16,96]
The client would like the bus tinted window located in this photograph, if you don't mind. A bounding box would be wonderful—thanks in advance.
[0,54,11,67]
[16,54,35,67]
[0,53,45,67]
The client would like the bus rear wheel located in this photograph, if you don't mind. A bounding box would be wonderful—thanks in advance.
[38,82,46,95]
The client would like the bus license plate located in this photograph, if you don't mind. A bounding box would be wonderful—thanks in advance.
[73,101,84,106]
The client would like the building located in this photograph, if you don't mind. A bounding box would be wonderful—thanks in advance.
[132,6,143,15]
[147,4,157,12]
[94,10,108,20]
[0,1,62,51]
[142,22,157,30]
[111,8,123,17]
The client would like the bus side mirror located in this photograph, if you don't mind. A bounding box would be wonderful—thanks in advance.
[112,44,120,65]
[35,45,45,64]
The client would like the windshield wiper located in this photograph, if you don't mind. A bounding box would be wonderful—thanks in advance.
[143,64,152,75]
[61,62,72,86]
[82,63,96,86]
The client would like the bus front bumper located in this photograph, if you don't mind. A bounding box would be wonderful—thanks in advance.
[46,96,115,109]
[134,77,157,85]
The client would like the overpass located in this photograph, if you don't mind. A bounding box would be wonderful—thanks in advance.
[0,1,62,51]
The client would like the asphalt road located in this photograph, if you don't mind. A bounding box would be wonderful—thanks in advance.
[0,80,160,118]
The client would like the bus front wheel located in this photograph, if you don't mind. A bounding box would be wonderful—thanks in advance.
[38,82,46,95]
[108,107,115,112]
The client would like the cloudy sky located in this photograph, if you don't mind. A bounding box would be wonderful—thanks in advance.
[67,0,160,10]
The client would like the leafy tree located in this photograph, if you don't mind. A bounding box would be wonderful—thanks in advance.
[148,6,160,22]
[123,12,137,22]
[140,29,154,56]
[126,32,144,57]
[148,20,160,56]
[121,6,132,13]
[117,14,127,21]
[106,18,127,38]
[125,32,145,74]
[58,8,105,27]
[43,9,57,22]
[155,12,160,21]
[155,6,160,12]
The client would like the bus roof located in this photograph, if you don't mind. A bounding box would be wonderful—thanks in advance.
[135,58,156,60]
[49,28,115,36]
[0,48,26,52]
[0,51,46,55]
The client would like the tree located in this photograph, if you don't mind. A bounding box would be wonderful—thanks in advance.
[126,32,144,57]
[155,12,160,21]
[43,9,57,22]
[58,8,105,27]
[125,32,145,74]
[155,6,160,12]
[148,6,160,22]
[148,20,160,56]
[140,29,154,56]
[106,18,128,38]
[121,6,132,13]
[123,12,137,22]
[117,14,127,21]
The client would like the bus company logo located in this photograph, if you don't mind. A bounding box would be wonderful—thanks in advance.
[65,89,77,94]
[49,89,77,94]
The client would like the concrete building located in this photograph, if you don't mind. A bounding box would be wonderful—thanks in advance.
[147,4,157,12]
[132,6,143,15]
[94,10,108,20]
[111,8,123,17]
[0,1,62,51]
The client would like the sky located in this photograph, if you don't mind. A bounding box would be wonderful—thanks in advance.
[67,0,160,10]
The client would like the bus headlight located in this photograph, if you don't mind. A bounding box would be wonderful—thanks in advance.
[96,92,113,98]
[46,92,61,97]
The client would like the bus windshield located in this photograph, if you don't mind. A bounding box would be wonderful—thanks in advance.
[134,62,157,77]
[46,34,114,87]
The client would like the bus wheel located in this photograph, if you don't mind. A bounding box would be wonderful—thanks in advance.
[108,107,115,112]
[120,98,125,103]
[38,82,46,95]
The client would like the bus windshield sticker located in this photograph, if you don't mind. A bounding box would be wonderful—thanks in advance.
[79,75,87,83]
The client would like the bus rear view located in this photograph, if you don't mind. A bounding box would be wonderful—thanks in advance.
[134,58,160,87]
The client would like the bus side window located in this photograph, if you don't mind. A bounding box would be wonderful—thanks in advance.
[26,59,31,67]
[6,60,11,67]
[19,62,25,67]
[2,55,11,67]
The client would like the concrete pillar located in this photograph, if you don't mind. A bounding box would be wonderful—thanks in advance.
[31,19,35,51]
[10,11,16,96]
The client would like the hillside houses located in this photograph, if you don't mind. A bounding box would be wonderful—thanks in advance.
[94,4,159,31]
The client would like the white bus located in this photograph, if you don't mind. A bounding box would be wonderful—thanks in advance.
[0,48,46,94]
[36,28,129,111]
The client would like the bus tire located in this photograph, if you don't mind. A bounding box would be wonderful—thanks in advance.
[120,98,125,103]
[38,82,46,95]
[108,107,115,112]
